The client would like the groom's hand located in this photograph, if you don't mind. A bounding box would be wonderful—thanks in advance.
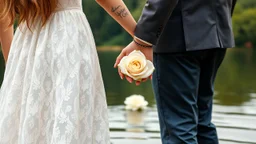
[114,39,153,85]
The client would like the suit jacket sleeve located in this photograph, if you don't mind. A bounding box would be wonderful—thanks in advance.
[134,0,179,45]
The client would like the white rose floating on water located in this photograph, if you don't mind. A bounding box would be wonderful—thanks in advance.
[124,95,149,111]
[118,50,155,81]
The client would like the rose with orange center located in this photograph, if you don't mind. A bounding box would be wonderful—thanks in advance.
[118,50,155,81]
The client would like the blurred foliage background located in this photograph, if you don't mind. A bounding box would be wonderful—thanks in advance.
[82,0,256,48]
[82,0,145,46]
[232,0,256,48]
[1,0,255,48]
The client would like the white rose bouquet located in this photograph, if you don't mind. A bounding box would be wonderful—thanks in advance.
[118,50,155,81]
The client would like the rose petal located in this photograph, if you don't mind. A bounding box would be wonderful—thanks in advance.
[140,60,155,79]
[118,56,129,75]
[118,57,139,80]
[126,60,154,81]
[128,50,146,59]
[118,50,155,81]
[126,50,147,67]
[130,66,149,77]
[125,56,146,71]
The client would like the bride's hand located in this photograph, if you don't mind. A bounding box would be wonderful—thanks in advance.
[114,41,153,85]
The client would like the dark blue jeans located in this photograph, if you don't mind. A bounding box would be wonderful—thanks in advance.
[152,49,226,144]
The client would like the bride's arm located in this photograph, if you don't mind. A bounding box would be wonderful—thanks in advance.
[96,0,136,36]
[0,23,13,63]
[0,3,14,63]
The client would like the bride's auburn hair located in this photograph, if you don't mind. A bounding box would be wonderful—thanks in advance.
[0,0,58,28]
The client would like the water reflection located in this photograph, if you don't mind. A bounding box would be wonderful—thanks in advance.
[126,111,146,132]
[98,51,155,106]
[98,48,256,107]
[98,48,256,144]
[1,48,256,143]
[214,48,256,106]
[1,48,254,106]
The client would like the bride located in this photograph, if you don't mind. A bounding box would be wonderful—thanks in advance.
[0,0,137,143]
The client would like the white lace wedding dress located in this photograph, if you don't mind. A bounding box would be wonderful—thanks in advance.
[0,0,110,143]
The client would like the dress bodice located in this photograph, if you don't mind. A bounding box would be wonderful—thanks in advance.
[57,0,82,10]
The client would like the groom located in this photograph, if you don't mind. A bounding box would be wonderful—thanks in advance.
[115,0,237,143]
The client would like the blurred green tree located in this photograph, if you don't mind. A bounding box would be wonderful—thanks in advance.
[82,0,146,46]
[233,3,256,47]
[82,0,256,48]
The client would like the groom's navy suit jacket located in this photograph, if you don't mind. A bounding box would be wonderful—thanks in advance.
[134,0,237,53]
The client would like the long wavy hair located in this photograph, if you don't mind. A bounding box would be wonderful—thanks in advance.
[0,0,58,28]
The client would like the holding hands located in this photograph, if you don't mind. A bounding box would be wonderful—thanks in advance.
[96,0,155,86]
[114,38,154,86]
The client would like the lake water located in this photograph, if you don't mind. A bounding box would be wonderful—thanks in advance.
[1,48,256,144]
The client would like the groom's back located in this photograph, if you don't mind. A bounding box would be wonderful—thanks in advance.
[155,0,236,53]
